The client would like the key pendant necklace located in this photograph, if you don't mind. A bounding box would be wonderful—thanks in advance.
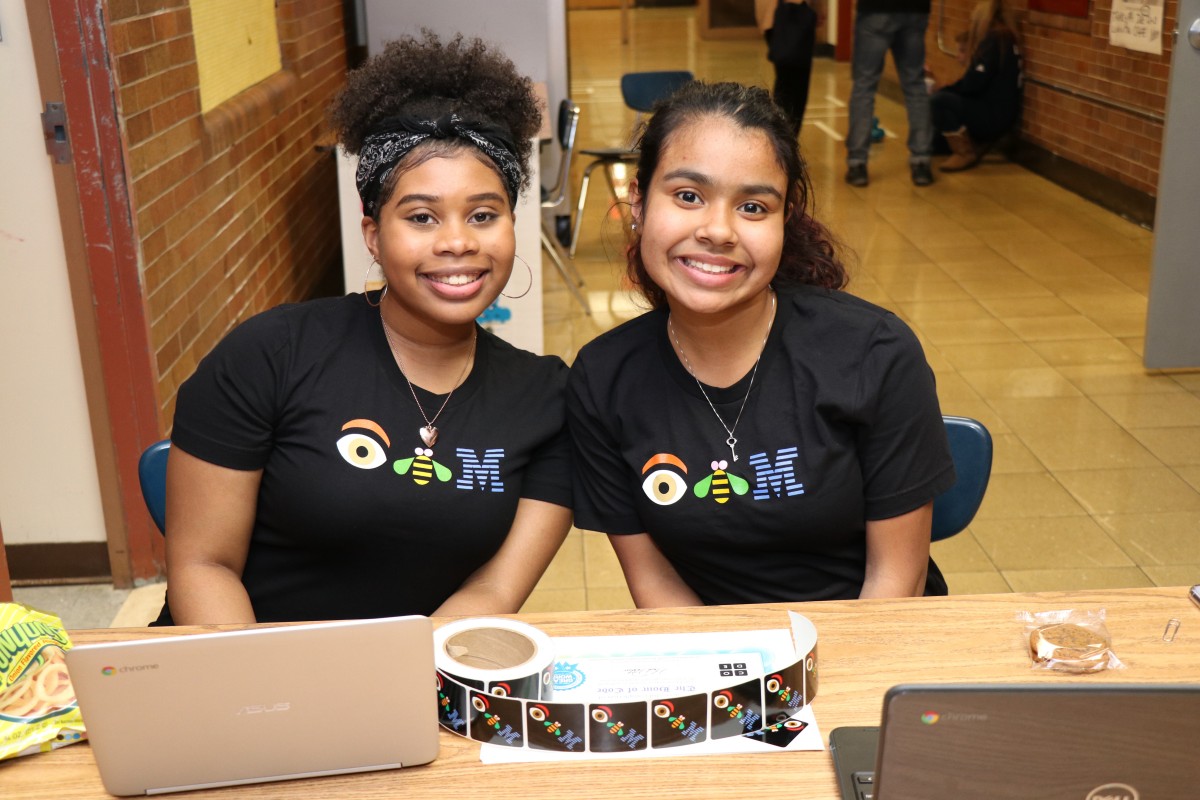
[380,315,476,449]
[668,290,776,463]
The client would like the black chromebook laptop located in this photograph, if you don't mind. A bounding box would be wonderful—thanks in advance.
[829,684,1200,800]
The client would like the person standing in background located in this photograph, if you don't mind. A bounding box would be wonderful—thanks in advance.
[844,0,935,187]
[756,0,820,136]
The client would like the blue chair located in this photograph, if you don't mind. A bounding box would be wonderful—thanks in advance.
[569,70,694,257]
[931,416,993,541]
[138,439,171,535]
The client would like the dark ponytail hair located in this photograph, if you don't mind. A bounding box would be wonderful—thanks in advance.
[626,81,847,309]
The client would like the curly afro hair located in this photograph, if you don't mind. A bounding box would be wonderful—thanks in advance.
[329,31,542,203]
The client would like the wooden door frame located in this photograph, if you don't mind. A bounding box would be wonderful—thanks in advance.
[23,0,164,587]
[836,0,853,60]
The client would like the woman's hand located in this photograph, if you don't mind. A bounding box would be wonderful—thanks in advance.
[608,532,703,608]
[860,503,934,599]
[164,446,260,624]
[433,499,572,617]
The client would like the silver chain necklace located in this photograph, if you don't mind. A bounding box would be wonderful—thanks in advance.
[380,315,476,450]
[667,290,776,463]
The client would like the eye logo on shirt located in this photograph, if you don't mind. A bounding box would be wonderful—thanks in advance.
[335,419,392,469]
[641,453,689,506]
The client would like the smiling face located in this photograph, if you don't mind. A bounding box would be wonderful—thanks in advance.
[362,147,515,333]
[632,115,788,320]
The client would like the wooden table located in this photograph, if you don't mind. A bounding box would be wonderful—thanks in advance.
[5,586,1198,798]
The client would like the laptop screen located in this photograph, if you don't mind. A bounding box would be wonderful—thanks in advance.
[834,683,1200,800]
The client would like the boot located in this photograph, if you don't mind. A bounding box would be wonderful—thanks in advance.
[940,127,982,172]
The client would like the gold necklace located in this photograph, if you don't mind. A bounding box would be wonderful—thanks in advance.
[667,290,776,463]
[380,315,476,449]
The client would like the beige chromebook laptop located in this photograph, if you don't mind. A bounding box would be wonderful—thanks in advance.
[65,615,439,796]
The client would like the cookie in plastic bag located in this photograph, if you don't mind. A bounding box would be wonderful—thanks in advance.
[1018,608,1124,674]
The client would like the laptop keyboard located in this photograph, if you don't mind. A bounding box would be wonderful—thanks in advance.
[852,770,875,800]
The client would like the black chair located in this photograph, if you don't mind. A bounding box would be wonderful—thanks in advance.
[931,415,993,541]
[540,98,590,314]
[569,70,694,257]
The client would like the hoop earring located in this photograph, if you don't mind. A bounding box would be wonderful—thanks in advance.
[500,255,533,299]
[363,261,387,308]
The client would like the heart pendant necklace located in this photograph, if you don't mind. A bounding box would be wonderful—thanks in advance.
[381,315,476,450]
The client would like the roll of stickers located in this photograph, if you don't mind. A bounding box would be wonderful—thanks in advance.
[433,613,818,755]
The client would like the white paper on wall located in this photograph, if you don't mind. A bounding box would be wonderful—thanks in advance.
[1109,0,1164,54]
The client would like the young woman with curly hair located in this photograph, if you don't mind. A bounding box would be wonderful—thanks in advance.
[568,81,953,607]
[157,32,571,625]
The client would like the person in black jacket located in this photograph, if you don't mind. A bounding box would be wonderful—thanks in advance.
[931,0,1023,171]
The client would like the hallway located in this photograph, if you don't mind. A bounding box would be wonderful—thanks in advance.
[528,7,1199,612]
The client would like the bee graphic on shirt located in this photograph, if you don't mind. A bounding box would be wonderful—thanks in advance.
[693,460,749,504]
[393,447,452,485]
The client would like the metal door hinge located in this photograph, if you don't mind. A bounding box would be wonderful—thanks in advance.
[41,102,72,164]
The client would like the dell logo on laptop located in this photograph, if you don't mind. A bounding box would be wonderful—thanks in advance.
[1086,783,1139,800]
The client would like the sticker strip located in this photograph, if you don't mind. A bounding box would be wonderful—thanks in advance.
[433,613,818,755]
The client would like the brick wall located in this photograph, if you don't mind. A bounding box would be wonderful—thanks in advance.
[922,0,1175,197]
[106,0,347,428]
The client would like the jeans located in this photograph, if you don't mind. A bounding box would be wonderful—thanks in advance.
[846,12,933,166]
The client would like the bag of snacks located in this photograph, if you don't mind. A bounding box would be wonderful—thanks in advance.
[0,603,86,759]
[1018,608,1124,674]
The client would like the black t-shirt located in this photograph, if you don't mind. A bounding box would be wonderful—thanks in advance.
[156,294,571,623]
[568,286,954,604]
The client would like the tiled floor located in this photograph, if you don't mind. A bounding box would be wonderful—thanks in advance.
[12,582,167,631]
[16,6,1198,629]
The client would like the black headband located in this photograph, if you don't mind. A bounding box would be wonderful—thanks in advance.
[355,113,523,217]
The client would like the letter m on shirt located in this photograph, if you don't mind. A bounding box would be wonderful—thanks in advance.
[748,447,805,500]
[456,448,505,492]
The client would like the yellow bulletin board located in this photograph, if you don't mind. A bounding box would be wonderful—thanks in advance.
[190,0,282,114]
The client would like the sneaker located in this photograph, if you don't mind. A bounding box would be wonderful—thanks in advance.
[911,162,934,186]
[845,164,868,187]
